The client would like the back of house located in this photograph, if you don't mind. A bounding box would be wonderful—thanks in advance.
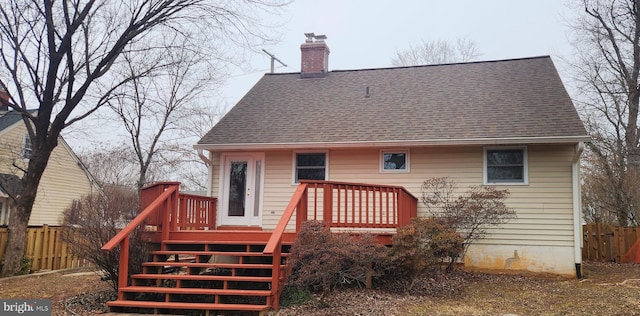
[196,34,590,277]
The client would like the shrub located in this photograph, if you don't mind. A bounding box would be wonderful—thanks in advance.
[286,221,389,297]
[389,217,463,279]
[61,185,150,291]
[421,177,516,262]
[20,256,32,275]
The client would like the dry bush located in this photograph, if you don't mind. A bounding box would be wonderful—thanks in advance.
[421,177,515,261]
[287,221,389,297]
[389,217,463,281]
[62,185,150,290]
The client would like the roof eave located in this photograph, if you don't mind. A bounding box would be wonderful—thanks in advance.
[194,135,592,151]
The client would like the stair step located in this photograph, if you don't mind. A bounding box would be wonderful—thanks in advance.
[142,262,282,269]
[121,286,272,296]
[153,250,287,257]
[162,239,292,245]
[107,300,271,311]
[131,273,272,282]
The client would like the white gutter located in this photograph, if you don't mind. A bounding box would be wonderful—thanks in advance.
[572,141,585,278]
[194,135,592,151]
[196,148,214,197]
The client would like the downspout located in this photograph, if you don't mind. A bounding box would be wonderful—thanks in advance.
[197,148,213,197]
[197,148,212,166]
[572,142,585,278]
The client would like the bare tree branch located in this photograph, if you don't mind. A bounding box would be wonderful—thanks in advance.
[391,37,481,67]
[0,0,287,277]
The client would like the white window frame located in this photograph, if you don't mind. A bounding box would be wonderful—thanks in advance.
[380,149,410,173]
[483,146,528,185]
[0,199,8,226]
[22,133,32,160]
[292,151,328,184]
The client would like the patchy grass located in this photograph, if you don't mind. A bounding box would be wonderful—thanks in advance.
[274,262,640,316]
[0,262,638,315]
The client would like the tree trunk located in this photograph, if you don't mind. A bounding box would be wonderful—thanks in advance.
[1,139,54,277]
[0,205,29,277]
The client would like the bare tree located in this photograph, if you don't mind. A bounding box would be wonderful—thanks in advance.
[78,144,140,188]
[570,0,640,226]
[0,0,286,277]
[107,38,220,190]
[170,102,229,191]
[391,37,481,66]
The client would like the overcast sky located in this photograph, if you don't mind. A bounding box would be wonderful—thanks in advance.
[220,0,579,106]
[65,1,581,150]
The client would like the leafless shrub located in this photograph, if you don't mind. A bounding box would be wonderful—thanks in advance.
[389,217,463,283]
[62,185,149,291]
[287,221,389,298]
[421,177,516,262]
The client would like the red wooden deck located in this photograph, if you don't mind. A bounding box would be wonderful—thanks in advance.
[101,180,417,315]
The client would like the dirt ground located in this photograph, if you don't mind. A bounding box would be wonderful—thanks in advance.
[0,262,638,315]
[0,267,112,315]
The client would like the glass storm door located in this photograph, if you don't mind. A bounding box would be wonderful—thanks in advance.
[221,154,263,226]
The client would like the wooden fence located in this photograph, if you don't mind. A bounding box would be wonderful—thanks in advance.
[0,225,91,271]
[582,223,640,262]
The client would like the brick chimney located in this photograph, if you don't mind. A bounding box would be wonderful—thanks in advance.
[0,88,9,113]
[300,33,330,79]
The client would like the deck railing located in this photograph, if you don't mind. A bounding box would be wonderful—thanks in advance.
[264,180,418,308]
[102,182,217,292]
[139,182,217,231]
[301,180,418,229]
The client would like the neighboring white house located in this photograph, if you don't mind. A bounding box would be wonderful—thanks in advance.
[195,34,590,277]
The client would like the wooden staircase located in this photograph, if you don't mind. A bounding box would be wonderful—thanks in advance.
[107,232,293,315]
[102,180,417,315]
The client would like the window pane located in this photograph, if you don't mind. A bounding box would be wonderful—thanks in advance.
[296,153,325,167]
[487,150,523,165]
[487,166,524,182]
[383,153,406,170]
[297,168,325,181]
[228,161,247,216]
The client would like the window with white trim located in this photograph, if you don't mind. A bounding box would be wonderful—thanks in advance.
[484,147,527,184]
[381,150,409,172]
[294,152,327,183]
[0,200,7,226]
[22,134,32,159]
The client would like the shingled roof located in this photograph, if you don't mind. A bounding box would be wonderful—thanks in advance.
[0,110,27,132]
[197,56,588,149]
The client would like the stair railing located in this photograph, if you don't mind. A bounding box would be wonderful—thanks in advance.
[263,182,308,309]
[102,183,180,293]
[263,180,418,309]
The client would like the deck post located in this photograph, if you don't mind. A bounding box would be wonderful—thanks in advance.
[296,188,308,231]
[118,236,130,298]
[170,185,179,232]
[271,242,282,310]
[323,183,332,227]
